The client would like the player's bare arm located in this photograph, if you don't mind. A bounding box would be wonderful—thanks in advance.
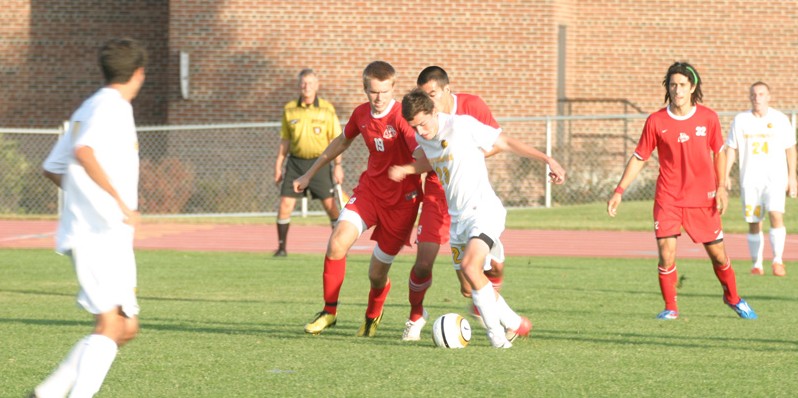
[43,170,63,188]
[75,145,140,226]
[713,148,728,215]
[608,155,646,217]
[787,145,797,198]
[293,133,353,192]
[389,148,432,182]
[332,154,344,185]
[723,146,737,191]
[493,134,566,184]
[274,138,290,186]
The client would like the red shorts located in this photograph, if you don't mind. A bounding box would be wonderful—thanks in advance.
[416,180,450,245]
[345,186,421,255]
[653,202,723,244]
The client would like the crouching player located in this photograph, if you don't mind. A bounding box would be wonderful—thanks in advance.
[391,88,566,347]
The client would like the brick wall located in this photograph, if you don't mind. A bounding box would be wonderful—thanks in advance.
[3,1,795,128]
[0,0,169,127]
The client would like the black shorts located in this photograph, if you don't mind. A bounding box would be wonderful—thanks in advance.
[280,156,334,199]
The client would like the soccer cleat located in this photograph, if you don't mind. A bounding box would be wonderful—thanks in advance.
[751,267,764,275]
[304,311,336,334]
[356,311,383,337]
[273,249,287,257]
[656,309,679,320]
[505,316,533,342]
[487,330,512,349]
[402,309,428,341]
[725,298,758,319]
[772,263,786,277]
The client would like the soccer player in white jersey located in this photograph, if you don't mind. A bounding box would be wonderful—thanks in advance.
[390,88,565,348]
[725,81,797,277]
[33,38,146,398]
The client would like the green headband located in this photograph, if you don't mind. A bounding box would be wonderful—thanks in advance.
[685,66,698,84]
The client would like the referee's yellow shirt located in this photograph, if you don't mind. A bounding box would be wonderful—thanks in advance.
[280,97,342,159]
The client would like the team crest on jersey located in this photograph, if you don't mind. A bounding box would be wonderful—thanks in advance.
[314,126,321,135]
[383,125,397,139]
[695,126,706,136]
[767,123,773,128]
[678,132,690,143]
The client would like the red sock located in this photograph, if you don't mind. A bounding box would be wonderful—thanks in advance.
[322,256,346,315]
[408,270,432,321]
[658,264,678,311]
[713,259,740,305]
[366,279,391,319]
[487,275,503,294]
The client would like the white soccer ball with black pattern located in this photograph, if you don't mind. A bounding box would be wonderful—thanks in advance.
[431,313,471,348]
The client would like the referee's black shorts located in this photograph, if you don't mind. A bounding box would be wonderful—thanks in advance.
[280,156,334,199]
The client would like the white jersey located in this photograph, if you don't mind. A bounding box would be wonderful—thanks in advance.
[48,87,140,253]
[415,113,502,220]
[726,107,796,188]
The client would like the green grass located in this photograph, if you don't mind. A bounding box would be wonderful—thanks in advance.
[2,249,797,397]
[505,196,798,233]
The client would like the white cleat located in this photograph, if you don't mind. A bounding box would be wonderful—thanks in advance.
[402,309,429,341]
[487,329,512,349]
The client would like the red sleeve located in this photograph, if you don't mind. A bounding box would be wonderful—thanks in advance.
[707,111,724,153]
[634,114,658,160]
[344,106,362,139]
[459,94,500,129]
[397,116,418,153]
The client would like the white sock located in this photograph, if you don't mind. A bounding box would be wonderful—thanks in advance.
[747,232,764,268]
[472,283,508,347]
[770,227,786,264]
[34,337,89,398]
[68,334,118,398]
[495,295,522,331]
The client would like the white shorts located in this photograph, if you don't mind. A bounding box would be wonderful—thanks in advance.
[69,228,139,317]
[741,184,786,223]
[449,206,506,271]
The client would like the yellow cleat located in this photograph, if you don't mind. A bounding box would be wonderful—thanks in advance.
[356,311,383,337]
[304,311,336,335]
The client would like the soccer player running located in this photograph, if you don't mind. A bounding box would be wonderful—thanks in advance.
[403,66,566,341]
[607,62,757,320]
[724,81,797,277]
[295,61,422,337]
[391,88,565,348]
[33,38,147,397]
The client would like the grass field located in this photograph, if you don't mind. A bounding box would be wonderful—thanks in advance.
[2,249,797,397]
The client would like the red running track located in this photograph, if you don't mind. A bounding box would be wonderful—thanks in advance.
[2,220,795,261]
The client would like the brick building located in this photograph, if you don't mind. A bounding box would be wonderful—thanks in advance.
[2,0,796,127]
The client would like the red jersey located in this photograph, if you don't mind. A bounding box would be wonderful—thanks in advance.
[344,100,422,206]
[634,104,724,207]
[425,93,499,188]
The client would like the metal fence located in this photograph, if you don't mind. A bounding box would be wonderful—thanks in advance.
[1,111,796,217]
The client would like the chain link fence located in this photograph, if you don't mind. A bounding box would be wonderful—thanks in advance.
[2,112,796,218]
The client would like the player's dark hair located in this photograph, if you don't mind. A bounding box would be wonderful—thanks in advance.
[417,66,449,87]
[662,61,703,105]
[362,61,396,89]
[99,38,147,85]
[401,88,435,121]
[750,81,770,92]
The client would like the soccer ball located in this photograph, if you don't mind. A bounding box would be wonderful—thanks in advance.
[431,313,471,348]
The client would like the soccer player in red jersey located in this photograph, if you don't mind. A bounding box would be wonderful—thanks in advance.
[403,66,566,340]
[295,61,423,337]
[607,62,757,320]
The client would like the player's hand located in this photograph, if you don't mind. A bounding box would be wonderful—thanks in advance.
[607,193,622,217]
[788,178,797,198]
[293,175,310,193]
[333,164,344,185]
[716,187,728,216]
[724,178,732,191]
[274,169,284,186]
[388,165,408,182]
[547,158,566,184]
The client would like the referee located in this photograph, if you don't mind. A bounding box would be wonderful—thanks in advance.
[273,69,343,257]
